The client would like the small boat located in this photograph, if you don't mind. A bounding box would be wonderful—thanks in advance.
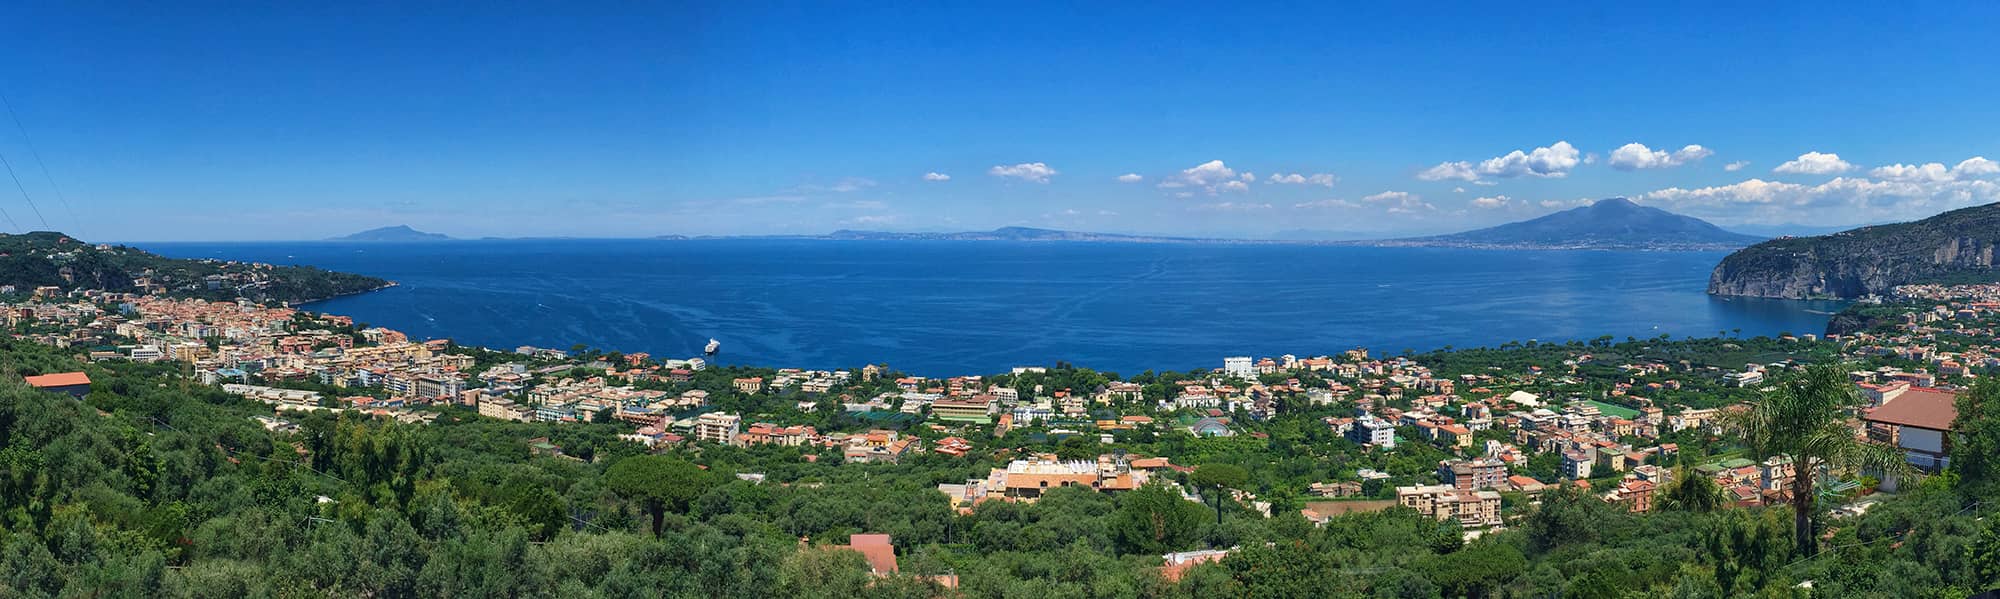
[704,338,720,355]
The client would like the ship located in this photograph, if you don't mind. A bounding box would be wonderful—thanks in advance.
[704,338,720,355]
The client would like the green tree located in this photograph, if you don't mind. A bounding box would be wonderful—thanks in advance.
[1662,465,1725,512]
[1110,484,1201,555]
[1951,377,2000,496]
[1190,463,1248,524]
[604,455,713,537]
[1732,363,1910,555]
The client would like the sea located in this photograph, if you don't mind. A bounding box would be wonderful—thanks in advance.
[132,239,1846,377]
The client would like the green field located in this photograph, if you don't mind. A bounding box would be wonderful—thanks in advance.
[1586,400,1640,419]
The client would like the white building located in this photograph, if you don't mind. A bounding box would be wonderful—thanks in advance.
[1223,356,1254,380]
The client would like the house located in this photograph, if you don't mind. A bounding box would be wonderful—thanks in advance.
[836,533,899,575]
[23,371,91,398]
[1862,387,1959,475]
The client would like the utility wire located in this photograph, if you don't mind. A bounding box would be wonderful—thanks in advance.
[0,92,72,234]
[0,150,43,230]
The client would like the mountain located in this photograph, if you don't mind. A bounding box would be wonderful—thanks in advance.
[818,226,1222,242]
[1383,198,1765,250]
[1708,202,2000,299]
[665,227,1281,244]
[329,225,451,242]
[0,231,390,304]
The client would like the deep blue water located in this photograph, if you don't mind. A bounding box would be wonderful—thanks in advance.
[133,239,1843,377]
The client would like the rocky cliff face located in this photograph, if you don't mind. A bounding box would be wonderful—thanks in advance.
[1708,203,2000,299]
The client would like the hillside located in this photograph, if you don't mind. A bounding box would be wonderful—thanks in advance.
[1388,198,1764,250]
[0,231,390,304]
[329,225,451,241]
[1708,202,2000,299]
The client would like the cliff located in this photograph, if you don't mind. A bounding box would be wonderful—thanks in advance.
[1708,202,2000,299]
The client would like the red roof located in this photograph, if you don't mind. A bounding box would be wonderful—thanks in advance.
[840,534,899,574]
[24,372,90,388]
[1864,387,1958,431]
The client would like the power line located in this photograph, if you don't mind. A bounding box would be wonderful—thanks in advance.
[0,151,42,230]
[0,92,72,234]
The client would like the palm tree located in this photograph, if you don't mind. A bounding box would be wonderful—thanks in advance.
[1732,363,1910,555]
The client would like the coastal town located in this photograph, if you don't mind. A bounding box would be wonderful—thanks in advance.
[9,276,1999,545]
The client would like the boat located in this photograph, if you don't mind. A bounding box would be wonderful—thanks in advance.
[704,338,720,355]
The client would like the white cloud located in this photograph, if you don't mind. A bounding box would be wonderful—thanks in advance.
[1191,201,1273,212]
[844,214,899,225]
[1363,190,1434,213]
[1870,157,2000,183]
[1773,151,1854,175]
[1470,195,1511,209]
[989,162,1059,183]
[796,178,875,193]
[1269,172,1338,187]
[1452,187,1466,193]
[1418,141,1581,182]
[1294,198,1359,209]
[1608,143,1713,170]
[922,172,951,182]
[1958,157,2000,178]
[1417,161,1479,182]
[1160,160,1249,194]
[1640,175,2000,225]
[1724,161,1749,172]
[1116,173,1143,183]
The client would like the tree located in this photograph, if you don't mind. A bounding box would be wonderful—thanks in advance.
[1662,465,1724,512]
[1190,463,1248,524]
[1951,378,2000,497]
[1110,484,1201,555]
[1732,363,1910,555]
[604,455,713,537]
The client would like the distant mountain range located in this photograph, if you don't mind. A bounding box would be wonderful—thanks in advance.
[657,227,1277,244]
[1377,198,1764,250]
[329,225,451,242]
[1710,202,2000,299]
[649,203,1768,250]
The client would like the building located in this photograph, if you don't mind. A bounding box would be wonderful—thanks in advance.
[23,371,91,398]
[1440,457,1507,491]
[1562,450,1594,480]
[1396,484,1502,528]
[1862,387,1959,473]
[1347,415,1395,448]
[694,412,743,446]
[1223,356,1254,380]
[930,396,994,423]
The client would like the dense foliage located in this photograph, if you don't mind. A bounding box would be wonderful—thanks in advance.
[5,336,2000,597]
[0,231,388,304]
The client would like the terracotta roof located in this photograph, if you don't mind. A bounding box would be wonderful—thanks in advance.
[1864,387,1958,431]
[24,372,90,388]
[840,534,899,574]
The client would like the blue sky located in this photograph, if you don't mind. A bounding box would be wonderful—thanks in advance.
[3,2,1998,241]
